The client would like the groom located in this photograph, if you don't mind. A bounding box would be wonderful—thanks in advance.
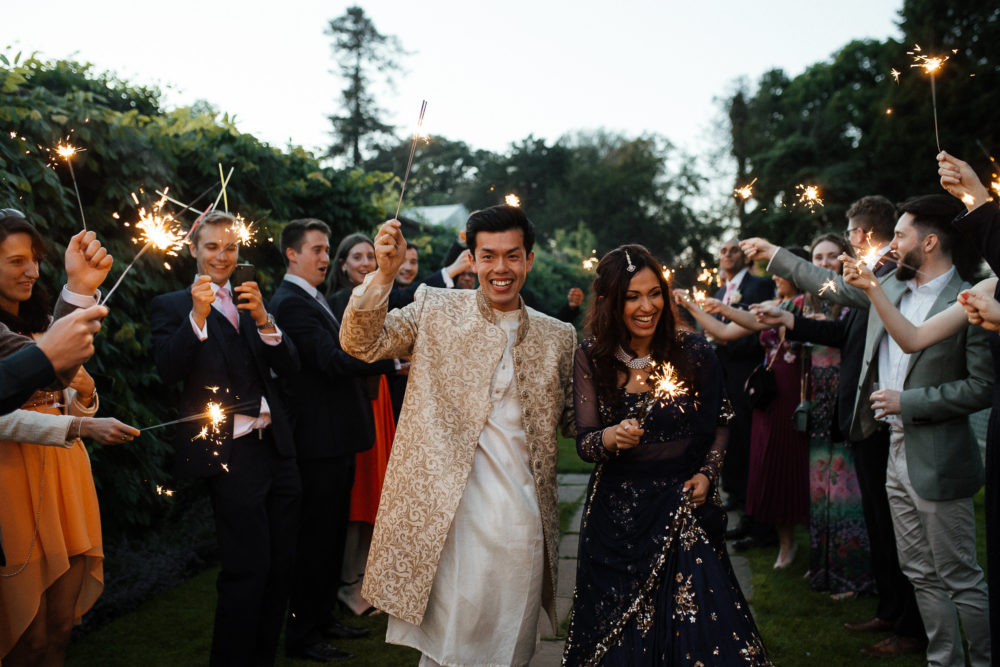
[340,205,576,666]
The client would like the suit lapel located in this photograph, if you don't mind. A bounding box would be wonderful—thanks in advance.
[286,281,339,331]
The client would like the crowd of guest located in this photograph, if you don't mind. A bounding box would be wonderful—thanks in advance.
[1,148,1000,666]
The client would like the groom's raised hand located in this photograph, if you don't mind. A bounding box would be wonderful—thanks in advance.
[372,219,407,285]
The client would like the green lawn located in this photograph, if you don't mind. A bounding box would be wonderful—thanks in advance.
[741,489,987,666]
[557,433,594,475]
[67,567,419,666]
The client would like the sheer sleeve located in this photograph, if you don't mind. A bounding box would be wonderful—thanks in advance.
[687,333,731,484]
[573,344,613,463]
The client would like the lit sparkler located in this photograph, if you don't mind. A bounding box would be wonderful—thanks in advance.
[734,177,757,201]
[56,142,87,231]
[155,485,175,497]
[795,184,824,211]
[394,100,428,220]
[582,257,598,271]
[908,44,949,152]
[101,191,187,305]
[662,266,673,283]
[504,193,521,207]
[637,361,692,423]
[818,279,837,296]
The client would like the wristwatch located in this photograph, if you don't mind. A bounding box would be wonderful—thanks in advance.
[256,313,276,330]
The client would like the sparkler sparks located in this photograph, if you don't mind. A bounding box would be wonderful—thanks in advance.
[504,193,521,207]
[818,279,837,296]
[582,257,598,271]
[55,141,87,231]
[637,361,693,423]
[890,68,901,84]
[155,485,175,497]
[100,191,187,306]
[734,177,757,201]
[795,184,824,211]
[907,44,949,152]
[962,193,976,206]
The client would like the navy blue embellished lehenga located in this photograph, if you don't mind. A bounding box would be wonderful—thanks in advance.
[563,333,771,666]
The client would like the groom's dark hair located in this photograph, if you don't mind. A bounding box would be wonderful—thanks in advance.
[281,218,332,266]
[466,204,536,255]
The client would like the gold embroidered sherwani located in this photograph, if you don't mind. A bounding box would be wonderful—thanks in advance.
[340,281,575,634]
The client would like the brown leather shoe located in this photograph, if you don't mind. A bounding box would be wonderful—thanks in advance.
[860,635,926,657]
[843,617,894,632]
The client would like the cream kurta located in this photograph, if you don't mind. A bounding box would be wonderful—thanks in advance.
[387,309,544,666]
[339,279,575,636]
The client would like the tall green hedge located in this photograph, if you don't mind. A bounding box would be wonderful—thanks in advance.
[0,53,393,537]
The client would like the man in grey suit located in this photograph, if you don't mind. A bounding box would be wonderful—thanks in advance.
[743,194,992,666]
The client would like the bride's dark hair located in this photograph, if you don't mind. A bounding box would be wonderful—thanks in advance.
[584,244,688,407]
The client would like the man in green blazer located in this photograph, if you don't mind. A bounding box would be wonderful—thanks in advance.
[743,194,993,666]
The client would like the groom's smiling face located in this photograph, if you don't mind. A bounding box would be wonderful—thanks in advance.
[472,229,534,312]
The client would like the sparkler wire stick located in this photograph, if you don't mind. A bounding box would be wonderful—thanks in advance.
[393,100,427,220]
[183,167,234,244]
[66,159,87,231]
[930,73,941,153]
[218,163,229,213]
[140,400,260,431]
[56,145,87,231]
[99,242,151,306]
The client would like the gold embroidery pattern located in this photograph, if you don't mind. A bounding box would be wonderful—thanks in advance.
[341,286,576,627]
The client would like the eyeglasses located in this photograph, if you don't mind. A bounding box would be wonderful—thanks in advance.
[844,227,863,238]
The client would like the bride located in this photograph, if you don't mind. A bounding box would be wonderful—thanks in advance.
[563,245,771,666]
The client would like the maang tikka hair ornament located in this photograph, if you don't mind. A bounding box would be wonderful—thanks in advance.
[624,249,636,272]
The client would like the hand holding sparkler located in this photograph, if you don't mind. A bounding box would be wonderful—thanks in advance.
[750,303,793,329]
[38,305,108,385]
[190,275,216,330]
[79,417,140,445]
[604,418,642,454]
[961,288,1000,333]
[699,297,725,315]
[739,237,778,262]
[65,230,113,296]
[937,151,991,210]
[372,219,408,285]
[841,255,878,291]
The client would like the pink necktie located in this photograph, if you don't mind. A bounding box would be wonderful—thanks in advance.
[723,281,737,305]
[216,287,240,330]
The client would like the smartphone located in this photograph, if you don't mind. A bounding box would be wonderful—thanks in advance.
[232,263,255,288]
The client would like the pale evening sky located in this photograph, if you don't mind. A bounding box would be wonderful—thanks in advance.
[4,0,903,159]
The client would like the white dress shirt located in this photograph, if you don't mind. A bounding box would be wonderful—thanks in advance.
[877,266,956,428]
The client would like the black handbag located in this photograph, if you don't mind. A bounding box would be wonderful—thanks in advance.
[744,335,784,410]
[745,362,777,410]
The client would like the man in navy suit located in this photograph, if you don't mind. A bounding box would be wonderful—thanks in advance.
[151,212,301,666]
[270,219,396,662]
[712,240,774,527]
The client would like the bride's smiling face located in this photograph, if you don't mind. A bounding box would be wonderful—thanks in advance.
[622,267,663,347]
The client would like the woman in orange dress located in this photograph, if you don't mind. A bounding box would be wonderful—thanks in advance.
[328,233,400,615]
[0,214,137,665]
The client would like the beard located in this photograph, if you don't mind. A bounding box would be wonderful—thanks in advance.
[894,246,924,282]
